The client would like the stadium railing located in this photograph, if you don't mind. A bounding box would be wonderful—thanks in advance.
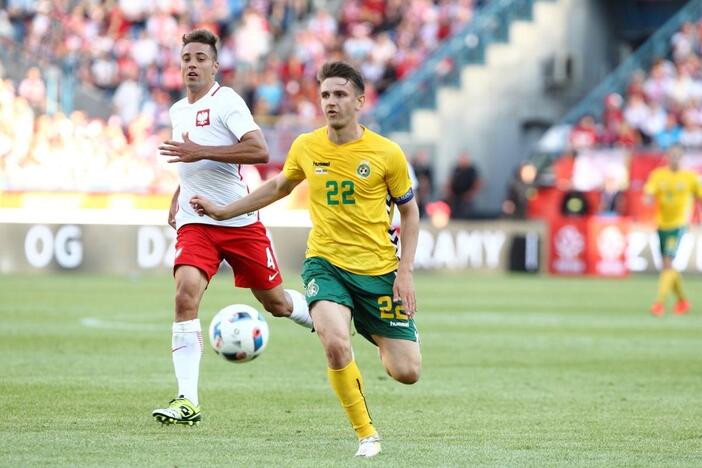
[556,0,702,126]
[368,0,553,134]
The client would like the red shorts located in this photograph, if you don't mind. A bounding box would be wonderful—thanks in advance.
[174,222,283,289]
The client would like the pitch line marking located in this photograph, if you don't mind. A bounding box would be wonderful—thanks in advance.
[80,317,166,332]
[417,311,702,330]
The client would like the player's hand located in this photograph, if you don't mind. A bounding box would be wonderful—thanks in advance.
[393,269,416,319]
[189,195,224,220]
[159,132,203,163]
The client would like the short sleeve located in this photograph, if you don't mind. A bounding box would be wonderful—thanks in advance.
[385,145,414,204]
[220,89,260,140]
[282,135,307,181]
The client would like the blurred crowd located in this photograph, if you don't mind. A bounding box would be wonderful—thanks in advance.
[570,19,702,151]
[4,0,695,222]
[0,78,178,192]
[2,0,480,121]
[0,0,482,194]
[540,19,702,224]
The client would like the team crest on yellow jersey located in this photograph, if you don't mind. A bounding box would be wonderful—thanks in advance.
[356,161,371,178]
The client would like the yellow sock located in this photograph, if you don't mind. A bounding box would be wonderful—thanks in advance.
[656,269,676,303]
[671,270,686,300]
[327,360,376,439]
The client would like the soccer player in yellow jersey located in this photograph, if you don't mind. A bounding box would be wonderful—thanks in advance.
[644,145,702,316]
[190,62,421,458]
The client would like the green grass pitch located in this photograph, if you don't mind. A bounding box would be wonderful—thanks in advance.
[2,271,701,467]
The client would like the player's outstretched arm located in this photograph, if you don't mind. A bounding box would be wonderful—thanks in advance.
[190,172,301,221]
[160,130,269,165]
[394,198,420,317]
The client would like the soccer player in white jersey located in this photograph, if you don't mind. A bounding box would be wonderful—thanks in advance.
[151,29,313,426]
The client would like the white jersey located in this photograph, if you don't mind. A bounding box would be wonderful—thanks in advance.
[170,82,260,228]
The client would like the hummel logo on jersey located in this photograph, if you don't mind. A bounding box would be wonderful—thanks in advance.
[268,271,280,281]
[196,109,210,127]
[313,161,331,167]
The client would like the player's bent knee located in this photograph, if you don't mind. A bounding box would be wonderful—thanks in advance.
[383,352,421,384]
[389,366,420,385]
[400,369,421,385]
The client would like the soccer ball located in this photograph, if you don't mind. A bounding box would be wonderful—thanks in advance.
[208,304,269,363]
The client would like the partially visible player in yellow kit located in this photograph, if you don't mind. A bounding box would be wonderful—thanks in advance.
[189,62,421,458]
[644,145,702,316]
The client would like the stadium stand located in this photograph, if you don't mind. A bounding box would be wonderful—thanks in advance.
[534,16,702,223]
[0,0,483,194]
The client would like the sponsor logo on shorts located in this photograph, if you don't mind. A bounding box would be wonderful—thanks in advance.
[175,248,183,258]
[306,278,319,297]
[268,271,280,281]
[389,321,409,328]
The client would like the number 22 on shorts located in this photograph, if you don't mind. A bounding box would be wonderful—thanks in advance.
[377,296,408,320]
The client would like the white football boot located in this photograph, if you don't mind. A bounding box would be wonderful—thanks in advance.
[354,434,382,458]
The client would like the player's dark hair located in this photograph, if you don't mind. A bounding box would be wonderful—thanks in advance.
[317,62,365,95]
[182,29,218,61]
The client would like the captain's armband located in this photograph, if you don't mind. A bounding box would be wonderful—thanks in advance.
[393,188,414,205]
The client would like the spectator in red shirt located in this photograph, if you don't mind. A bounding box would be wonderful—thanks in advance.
[616,121,642,148]
[569,115,600,150]
[603,93,624,134]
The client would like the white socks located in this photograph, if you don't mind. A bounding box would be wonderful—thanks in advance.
[172,319,202,406]
[285,289,314,329]
[170,292,308,407]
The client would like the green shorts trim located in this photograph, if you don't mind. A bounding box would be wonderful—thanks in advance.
[301,256,418,345]
[658,227,685,258]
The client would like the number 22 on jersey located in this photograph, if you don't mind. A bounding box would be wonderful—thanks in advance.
[326,180,356,205]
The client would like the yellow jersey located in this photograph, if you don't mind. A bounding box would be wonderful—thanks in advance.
[283,127,413,275]
[644,167,702,229]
